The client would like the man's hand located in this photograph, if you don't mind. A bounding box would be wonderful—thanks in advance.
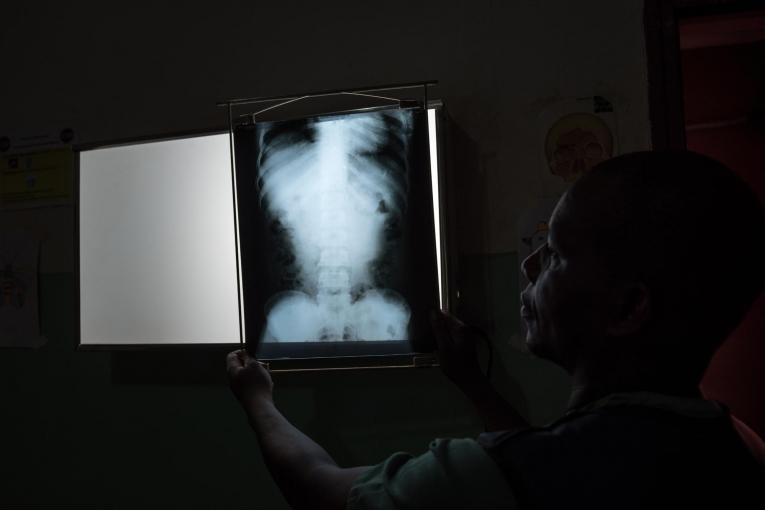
[430,310,487,393]
[227,349,274,409]
[226,349,368,510]
[431,311,529,432]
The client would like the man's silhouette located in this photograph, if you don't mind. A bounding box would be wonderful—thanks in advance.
[227,151,764,509]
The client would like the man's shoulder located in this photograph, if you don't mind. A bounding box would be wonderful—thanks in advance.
[477,393,763,509]
[480,393,743,463]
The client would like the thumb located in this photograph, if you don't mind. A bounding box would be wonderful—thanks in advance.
[237,349,259,365]
[226,350,245,377]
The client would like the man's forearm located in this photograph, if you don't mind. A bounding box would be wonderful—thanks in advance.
[246,396,336,507]
[245,396,367,510]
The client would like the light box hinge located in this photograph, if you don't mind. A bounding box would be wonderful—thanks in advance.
[412,354,439,368]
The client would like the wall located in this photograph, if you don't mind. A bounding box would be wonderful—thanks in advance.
[0,1,652,508]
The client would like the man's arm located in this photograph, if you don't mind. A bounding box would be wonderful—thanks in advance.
[227,351,368,510]
[432,311,530,433]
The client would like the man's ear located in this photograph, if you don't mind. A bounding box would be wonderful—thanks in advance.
[607,282,652,336]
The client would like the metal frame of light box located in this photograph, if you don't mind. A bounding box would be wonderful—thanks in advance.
[75,83,450,372]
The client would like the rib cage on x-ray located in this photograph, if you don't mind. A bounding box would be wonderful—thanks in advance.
[254,110,416,342]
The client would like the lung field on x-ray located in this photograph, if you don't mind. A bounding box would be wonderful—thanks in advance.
[254,109,417,343]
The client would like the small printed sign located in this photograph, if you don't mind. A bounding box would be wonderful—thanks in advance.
[1,148,74,206]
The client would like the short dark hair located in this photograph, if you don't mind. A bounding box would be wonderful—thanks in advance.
[568,151,765,358]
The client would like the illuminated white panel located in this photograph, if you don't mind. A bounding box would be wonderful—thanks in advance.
[79,134,240,344]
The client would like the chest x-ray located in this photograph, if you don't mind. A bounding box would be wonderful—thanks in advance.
[234,107,439,357]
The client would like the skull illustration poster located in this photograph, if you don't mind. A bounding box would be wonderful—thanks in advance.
[536,96,618,197]
[234,107,440,358]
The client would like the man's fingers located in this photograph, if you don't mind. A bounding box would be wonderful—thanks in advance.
[443,312,469,343]
[226,352,241,378]
[227,349,252,375]
[227,350,242,365]
[228,349,267,372]
[240,350,264,369]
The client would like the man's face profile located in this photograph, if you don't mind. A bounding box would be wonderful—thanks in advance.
[520,193,614,372]
[519,151,765,379]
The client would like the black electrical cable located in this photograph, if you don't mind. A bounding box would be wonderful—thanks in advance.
[469,325,494,383]
[468,325,496,433]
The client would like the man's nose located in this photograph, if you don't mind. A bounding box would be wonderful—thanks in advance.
[521,245,543,284]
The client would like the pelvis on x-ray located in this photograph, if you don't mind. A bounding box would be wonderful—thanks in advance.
[254,109,418,343]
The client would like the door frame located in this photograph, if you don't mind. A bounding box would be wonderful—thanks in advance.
[643,0,764,149]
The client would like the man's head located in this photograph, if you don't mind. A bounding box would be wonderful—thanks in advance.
[521,151,765,380]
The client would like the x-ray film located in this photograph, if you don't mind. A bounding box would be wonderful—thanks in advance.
[234,107,439,359]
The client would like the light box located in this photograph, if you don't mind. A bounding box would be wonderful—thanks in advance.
[77,107,446,367]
